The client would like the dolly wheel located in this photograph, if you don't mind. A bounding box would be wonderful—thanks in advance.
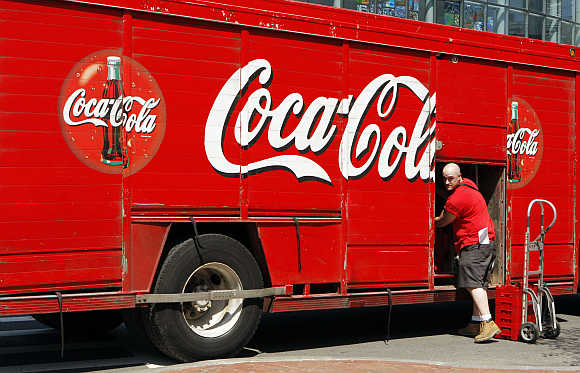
[543,321,561,339]
[520,322,539,343]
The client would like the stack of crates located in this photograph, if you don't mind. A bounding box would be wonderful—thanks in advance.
[494,284,536,341]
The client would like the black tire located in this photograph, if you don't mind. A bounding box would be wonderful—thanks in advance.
[33,310,123,336]
[543,321,561,339]
[121,308,160,353]
[520,322,539,343]
[144,234,264,362]
[540,302,560,339]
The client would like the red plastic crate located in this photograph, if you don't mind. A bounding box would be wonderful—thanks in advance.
[495,284,536,341]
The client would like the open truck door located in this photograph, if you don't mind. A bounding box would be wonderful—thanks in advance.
[432,55,507,288]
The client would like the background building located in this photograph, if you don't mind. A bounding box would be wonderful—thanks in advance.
[302,0,578,45]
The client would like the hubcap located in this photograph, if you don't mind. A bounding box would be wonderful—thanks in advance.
[181,262,243,338]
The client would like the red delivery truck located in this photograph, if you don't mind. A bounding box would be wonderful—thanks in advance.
[1,0,578,362]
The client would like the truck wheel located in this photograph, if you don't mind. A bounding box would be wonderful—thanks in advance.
[33,310,123,336]
[144,234,264,362]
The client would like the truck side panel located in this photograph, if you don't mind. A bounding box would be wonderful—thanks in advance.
[509,67,576,282]
[0,0,124,294]
[1,0,577,303]
[257,223,342,285]
[345,44,432,288]
[128,13,243,217]
[244,30,343,218]
[436,57,507,163]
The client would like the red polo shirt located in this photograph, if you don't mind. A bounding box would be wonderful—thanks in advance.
[444,178,495,252]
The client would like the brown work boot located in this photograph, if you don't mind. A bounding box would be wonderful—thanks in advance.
[474,320,501,343]
[457,322,480,337]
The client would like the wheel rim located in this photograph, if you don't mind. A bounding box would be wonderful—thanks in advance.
[522,325,536,341]
[181,262,243,338]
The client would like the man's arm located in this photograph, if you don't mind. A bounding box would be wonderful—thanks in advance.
[434,209,456,228]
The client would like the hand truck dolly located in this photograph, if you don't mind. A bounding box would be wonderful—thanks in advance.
[519,199,560,343]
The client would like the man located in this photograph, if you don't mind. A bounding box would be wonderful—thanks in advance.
[434,163,501,343]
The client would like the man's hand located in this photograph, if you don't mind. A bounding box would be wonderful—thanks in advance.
[435,209,456,228]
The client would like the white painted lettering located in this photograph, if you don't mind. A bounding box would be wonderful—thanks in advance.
[205,59,437,184]
[62,89,160,134]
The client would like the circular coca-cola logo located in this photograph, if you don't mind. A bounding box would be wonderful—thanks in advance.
[59,49,166,175]
[506,97,543,189]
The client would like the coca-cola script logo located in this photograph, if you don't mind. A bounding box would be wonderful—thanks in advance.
[204,59,436,184]
[506,97,543,189]
[59,50,166,175]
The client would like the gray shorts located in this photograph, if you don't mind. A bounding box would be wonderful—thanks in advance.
[457,241,496,289]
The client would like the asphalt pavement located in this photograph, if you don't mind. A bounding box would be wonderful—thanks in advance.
[121,293,580,373]
[2,294,579,372]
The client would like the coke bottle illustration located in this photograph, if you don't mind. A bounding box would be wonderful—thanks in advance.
[101,56,128,168]
[508,101,521,182]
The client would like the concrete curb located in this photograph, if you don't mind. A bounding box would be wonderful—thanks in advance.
[155,357,580,373]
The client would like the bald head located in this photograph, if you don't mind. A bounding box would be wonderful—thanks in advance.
[442,163,462,191]
[443,163,461,177]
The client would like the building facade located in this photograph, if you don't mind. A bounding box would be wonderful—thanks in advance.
[304,0,578,45]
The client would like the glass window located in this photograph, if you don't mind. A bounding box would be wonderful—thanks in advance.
[395,0,408,17]
[421,0,433,21]
[561,21,573,44]
[561,0,573,20]
[437,0,461,26]
[528,13,543,39]
[544,17,559,41]
[342,0,355,10]
[528,0,543,12]
[343,0,363,10]
[576,26,580,46]
[546,0,560,16]
[377,0,407,17]
[488,0,506,6]
[407,0,424,20]
[348,0,378,12]
[487,5,506,33]
[509,0,525,8]
[378,0,397,16]
[464,2,485,29]
[509,9,526,36]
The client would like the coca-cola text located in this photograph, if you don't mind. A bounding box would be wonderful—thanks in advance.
[205,59,436,184]
[62,88,160,134]
[507,128,540,156]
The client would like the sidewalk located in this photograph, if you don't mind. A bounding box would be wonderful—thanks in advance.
[162,359,580,373]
